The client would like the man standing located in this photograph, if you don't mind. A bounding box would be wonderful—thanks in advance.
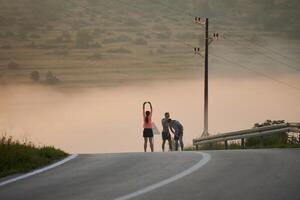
[161,112,172,152]
[168,119,184,151]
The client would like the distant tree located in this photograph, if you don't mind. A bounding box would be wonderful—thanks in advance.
[87,53,102,60]
[8,61,19,69]
[133,38,148,45]
[90,42,102,48]
[30,71,40,82]
[56,31,71,43]
[46,71,60,84]
[76,30,92,48]
[106,47,132,54]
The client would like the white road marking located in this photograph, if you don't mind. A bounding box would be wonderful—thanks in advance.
[114,152,211,200]
[0,154,78,187]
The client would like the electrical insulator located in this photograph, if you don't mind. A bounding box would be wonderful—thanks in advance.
[194,47,201,54]
[212,32,219,40]
[194,17,205,25]
[194,17,202,24]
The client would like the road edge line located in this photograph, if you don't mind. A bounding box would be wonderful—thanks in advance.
[114,152,211,200]
[0,154,78,187]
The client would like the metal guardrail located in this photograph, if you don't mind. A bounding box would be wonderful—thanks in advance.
[193,123,300,149]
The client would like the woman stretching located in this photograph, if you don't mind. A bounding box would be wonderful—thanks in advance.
[143,101,154,152]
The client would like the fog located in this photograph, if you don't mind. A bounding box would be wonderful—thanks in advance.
[1,75,299,153]
[0,0,299,153]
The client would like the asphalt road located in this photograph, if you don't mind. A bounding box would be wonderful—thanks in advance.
[0,149,300,200]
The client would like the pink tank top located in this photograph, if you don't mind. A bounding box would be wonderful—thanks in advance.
[143,111,152,128]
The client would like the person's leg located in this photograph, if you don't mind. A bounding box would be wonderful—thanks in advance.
[168,138,172,151]
[179,134,184,151]
[144,137,148,152]
[175,138,179,151]
[149,137,154,152]
[162,139,166,152]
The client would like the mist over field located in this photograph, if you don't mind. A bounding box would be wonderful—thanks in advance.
[0,0,299,152]
[1,78,299,153]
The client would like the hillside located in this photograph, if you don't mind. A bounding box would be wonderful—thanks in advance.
[0,0,299,87]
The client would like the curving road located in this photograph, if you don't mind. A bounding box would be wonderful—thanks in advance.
[0,149,300,200]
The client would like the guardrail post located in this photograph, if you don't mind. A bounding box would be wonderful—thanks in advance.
[224,140,228,149]
[241,138,245,149]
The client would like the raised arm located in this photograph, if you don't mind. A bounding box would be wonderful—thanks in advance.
[148,101,153,113]
[143,102,146,116]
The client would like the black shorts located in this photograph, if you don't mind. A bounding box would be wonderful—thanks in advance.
[162,131,171,141]
[143,128,153,138]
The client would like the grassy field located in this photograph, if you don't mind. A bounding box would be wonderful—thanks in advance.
[0,134,67,178]
[0,0,298,87]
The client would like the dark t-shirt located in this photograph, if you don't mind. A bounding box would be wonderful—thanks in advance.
[170,120,183,135]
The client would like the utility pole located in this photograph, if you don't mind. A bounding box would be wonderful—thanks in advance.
[194,17,213,138]
[202,18,209,138]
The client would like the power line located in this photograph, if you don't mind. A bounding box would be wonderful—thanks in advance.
[211,53,300,93]
[219,35,300,72]
[90,0,300,92]
[125,1,299,74]
[247,38,300,65]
